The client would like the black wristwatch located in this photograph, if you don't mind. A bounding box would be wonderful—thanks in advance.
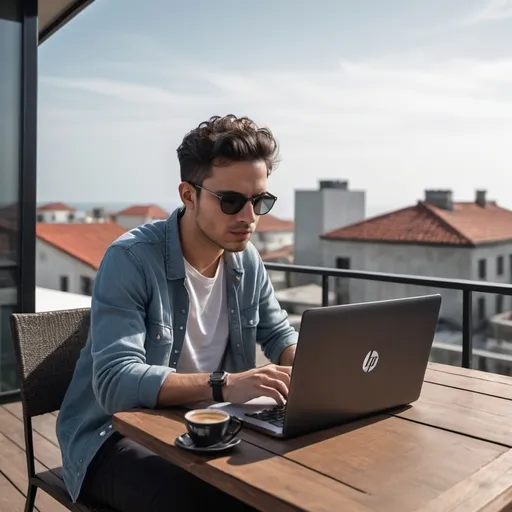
[208,371,227,402]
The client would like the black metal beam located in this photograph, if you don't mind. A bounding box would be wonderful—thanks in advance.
[264,262,512,295]
[321,275,329,307]
[462,290,473,369]
[18,0,38,315]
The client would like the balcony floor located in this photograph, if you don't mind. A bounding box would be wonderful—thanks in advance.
[0,402,66,512]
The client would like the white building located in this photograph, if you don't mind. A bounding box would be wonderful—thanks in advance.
[320,189,512,331]
[293,180,366,285]
[36,202,77,223]
[251,214,294,254]
[36,222,126,295]
[114,204,169,230]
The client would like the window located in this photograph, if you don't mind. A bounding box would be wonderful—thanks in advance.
[60,276,69,292]
[336,257,351,269]
[497,256,504,276]
[496,295,504,314]
[0,1,22,394]
[80,276,93,296]
[478,259,486,279]
[478,297,486,321]
[36,213,44,222]
[68,212,75,222]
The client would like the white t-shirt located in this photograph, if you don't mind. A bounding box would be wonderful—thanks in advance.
[176,258,229,373]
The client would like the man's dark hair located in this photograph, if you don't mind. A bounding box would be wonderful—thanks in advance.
[177,114,279,184]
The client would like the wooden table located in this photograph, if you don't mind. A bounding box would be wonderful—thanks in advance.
[112,363,512,512]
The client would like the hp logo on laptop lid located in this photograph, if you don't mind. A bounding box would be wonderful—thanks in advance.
[362,350,379,373]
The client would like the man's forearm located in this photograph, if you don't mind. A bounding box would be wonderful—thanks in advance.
[279,344,296,366]
[156,372,213,406]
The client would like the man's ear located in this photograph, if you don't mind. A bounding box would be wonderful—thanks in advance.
[179,182,197,211]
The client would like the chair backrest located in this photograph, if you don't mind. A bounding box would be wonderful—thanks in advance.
[10,308,90,418]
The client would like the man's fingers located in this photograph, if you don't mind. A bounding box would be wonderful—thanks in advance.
[259,385,285,405]
[258,374,289,399]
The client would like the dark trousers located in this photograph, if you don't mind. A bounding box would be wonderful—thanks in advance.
[81,432,257,511]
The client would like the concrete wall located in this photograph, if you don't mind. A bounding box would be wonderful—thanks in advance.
[37,210,74,223]
[294,181,365,284]
[116,214,147,230]
[36,239,96,295]
[471,243,512,318]
[322,240,473,327]
[251,231,293,253]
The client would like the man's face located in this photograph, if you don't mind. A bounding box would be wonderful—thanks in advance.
[194,159,268,252]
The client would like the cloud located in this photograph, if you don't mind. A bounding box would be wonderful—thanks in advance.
[39,76,207,106]
[39,54,512,215]
[459,0,512,26]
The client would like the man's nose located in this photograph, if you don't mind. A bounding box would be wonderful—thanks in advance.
[238,200,257,224]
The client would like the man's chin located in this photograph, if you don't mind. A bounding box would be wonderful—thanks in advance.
[223,240,250,253]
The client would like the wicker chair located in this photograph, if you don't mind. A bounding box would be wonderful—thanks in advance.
[10,308,114,512]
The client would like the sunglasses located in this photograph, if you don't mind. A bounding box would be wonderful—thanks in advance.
[188,182,277,215]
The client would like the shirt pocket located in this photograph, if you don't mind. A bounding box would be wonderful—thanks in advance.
[145,322,173,365]
[240,307,260,366]
[241,306,260,329]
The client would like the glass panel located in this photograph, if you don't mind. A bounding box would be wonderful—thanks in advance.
[0,0,21,394]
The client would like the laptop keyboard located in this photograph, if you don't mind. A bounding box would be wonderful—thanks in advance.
[245,405,286,427]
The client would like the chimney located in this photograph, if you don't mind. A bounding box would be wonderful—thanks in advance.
[424,189,453,211]
[475,189,487,208]
[319,179,348,190]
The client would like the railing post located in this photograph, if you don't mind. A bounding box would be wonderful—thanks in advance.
[462,290,473,369]
[322,275,329,307]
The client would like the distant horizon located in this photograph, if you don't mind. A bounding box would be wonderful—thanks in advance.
[36,199,398,221]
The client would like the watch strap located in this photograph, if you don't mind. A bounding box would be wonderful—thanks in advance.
[209,371,226,402]
[211,382,224,402]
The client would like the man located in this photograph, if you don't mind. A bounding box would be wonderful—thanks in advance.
[56,114,298,511]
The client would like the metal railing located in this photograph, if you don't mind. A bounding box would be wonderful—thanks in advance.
[2,262,512,405]
[264,262,512,369]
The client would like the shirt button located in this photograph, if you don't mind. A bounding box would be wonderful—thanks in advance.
[230,309,234,314]
[249,320,254,325]
[108,425,112,429]
[79,459,83,463]
[181,309,186,314]
[99,430,106,436]
[156,334,161,340]
[174,349,179,353]
[179,326,184,330]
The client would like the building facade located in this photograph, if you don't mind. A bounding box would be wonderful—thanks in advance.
[293,180,366,285]
[321,190,512,330]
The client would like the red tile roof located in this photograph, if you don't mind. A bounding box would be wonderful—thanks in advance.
[37,202,76,212]
[256,214,294,232]
[260,244,294,262]
[321,201,512,246]
[36,223,127,269]
[117,204,169,218]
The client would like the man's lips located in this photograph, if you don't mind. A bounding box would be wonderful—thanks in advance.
[230,229,253,237]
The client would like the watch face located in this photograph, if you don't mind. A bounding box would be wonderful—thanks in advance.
[211,371,225,383]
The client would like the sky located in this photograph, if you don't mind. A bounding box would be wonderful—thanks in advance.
[37,0,512,220]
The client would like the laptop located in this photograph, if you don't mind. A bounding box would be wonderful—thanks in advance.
[212,293,442,438]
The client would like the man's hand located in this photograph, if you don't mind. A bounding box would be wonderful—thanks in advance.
[224,364,291,405]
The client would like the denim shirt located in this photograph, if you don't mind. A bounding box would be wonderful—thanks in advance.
[56,207,298,502]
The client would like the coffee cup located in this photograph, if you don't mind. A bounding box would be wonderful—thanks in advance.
[184,409,242,447]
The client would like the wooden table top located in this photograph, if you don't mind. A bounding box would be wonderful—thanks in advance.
[112,362,512,512]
